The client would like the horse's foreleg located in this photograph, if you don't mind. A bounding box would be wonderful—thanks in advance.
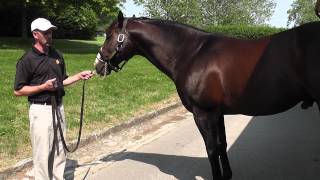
[193,107,232,180]
[217,115,232,179]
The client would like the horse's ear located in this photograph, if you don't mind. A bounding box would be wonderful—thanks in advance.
[118,11,124,28]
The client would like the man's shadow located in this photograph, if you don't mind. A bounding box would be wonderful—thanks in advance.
[64,159,78,180]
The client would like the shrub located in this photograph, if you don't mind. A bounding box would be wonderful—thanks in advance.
[53,5,98,39]
[206,25,287,39]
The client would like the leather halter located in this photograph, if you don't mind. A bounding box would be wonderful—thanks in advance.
[97,19,128,75]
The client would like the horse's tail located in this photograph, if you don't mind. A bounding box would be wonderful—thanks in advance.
[315,0,320,19]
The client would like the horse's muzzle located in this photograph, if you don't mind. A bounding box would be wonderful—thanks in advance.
[94,52,111,76]
[95,62,111,76]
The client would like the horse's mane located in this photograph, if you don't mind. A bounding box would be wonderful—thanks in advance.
[126,17,231,40]
[106,15,226,39]
[132,17,210,34]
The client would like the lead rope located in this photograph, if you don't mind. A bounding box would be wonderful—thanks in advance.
[51,95,60,154]
[52,80,86,153]
[103,62,108,78]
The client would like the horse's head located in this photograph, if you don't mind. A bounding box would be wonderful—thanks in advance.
[94,11,135,76]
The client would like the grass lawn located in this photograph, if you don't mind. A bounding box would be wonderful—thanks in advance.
[0,37,177,170]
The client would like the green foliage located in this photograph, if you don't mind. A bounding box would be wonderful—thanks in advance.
[134,0,276,28]
[0,0,124,39]
[133,0,203,27]
[54,5,98,39]
[206,25,286,39]
[287,0,319,26]
[201,0,276,26]
[89,0,126,30]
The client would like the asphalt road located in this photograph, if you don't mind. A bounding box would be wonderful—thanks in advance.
[85,111,211,180]
[79,103,320,180]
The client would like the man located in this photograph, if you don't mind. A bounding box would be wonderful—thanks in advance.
[14,18,94,180]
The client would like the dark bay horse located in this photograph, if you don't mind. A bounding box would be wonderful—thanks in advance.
[94,11,320,179]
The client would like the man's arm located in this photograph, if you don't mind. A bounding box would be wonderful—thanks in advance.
[14,78,56,96]
[15,71,94,96]
[63,70,94,86]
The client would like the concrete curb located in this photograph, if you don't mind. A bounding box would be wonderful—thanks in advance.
[0,101,182,179]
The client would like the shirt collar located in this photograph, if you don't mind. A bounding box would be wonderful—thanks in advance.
[32,45,52,56]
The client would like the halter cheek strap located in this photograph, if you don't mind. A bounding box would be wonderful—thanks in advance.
[97,19,129,75]
[98,48,126,72]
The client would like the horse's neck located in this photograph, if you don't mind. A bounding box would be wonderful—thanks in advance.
[131,21,204,80]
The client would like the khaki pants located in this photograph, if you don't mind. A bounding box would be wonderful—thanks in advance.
[29,104,66,180]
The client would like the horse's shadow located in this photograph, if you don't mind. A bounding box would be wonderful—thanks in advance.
[228,104,320,180]
[99,104,320,180]
[100,151,212,179]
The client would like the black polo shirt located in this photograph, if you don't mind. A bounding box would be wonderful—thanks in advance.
[14,46,68,103]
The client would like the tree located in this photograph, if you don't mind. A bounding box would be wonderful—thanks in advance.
[133,0,276,28]
[81,0,126,31]
[0,0,125,39]
[287,0,319,27]
[133,0,203,27]
[199,0,276,26]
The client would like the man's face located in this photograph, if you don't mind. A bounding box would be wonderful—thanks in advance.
[32,29,53,46]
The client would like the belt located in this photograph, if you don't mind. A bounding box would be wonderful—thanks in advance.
[30,101,62,106]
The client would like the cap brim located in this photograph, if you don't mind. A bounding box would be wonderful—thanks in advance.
[51,25,57,30]
[45,25,57,31]
[36,25,57,32]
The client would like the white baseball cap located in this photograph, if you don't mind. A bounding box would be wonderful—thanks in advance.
[31,18,57,32]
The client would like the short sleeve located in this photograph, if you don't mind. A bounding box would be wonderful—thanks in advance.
[56,50,68,80]
[14,58,31,90]
[62,57,68,80]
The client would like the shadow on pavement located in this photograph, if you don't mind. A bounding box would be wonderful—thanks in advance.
[228,104,320,180]
[100,151,212,180]
[95,104,320,180]
[64,159,78,180]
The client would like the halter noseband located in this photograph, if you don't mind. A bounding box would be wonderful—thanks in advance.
[97,19,128,75]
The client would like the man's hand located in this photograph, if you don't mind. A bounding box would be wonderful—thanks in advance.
[40,78,57,91]
[78,70,95,80]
